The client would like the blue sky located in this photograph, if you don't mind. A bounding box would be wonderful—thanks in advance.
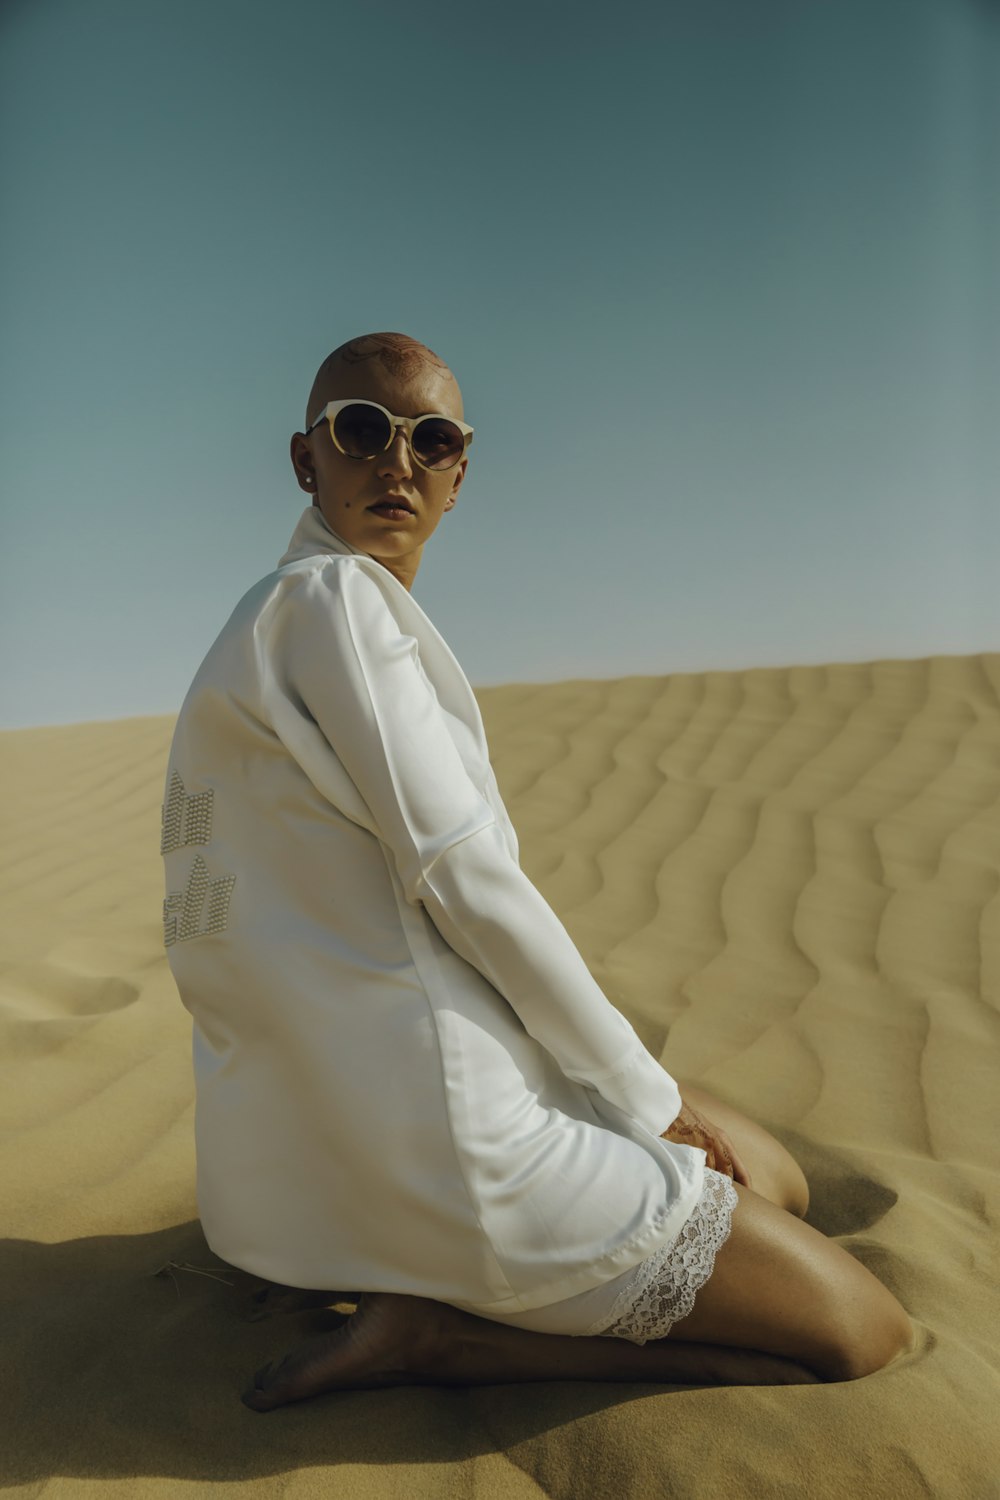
[2,0,997,729]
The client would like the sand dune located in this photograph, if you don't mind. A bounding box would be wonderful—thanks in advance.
[2,653,998,1497]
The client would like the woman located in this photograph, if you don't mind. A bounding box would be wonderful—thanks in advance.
[161,332,915,1412]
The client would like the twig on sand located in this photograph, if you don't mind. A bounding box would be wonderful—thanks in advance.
[152,1259,237,1298]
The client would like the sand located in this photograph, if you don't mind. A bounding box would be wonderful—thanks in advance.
[2,651,998,1499]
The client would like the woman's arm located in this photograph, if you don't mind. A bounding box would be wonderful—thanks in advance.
[261,562,682,1137]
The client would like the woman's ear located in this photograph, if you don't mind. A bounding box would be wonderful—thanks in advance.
[445,457,468,510]
[289,432,316,494]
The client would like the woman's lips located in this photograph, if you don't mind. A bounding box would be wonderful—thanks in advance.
[369,499,415,519]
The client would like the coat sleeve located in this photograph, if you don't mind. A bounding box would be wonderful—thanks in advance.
[261,560,682,1137]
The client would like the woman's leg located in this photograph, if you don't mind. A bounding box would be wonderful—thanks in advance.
[249,1083,806,1331]
[659,1183,913,1377]
[242,1184,915,1410]
[672,1079,810,1217]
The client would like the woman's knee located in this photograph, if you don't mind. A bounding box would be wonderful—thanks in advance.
[667,1185,910,1383]
[819,1296,915,1383]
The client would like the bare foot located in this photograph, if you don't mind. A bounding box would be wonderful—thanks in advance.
[240,1292,825,1412]
[241,1291,459,1411]
[245,1282,359,1322]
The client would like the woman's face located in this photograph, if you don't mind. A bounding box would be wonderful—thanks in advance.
[289,361,468,591]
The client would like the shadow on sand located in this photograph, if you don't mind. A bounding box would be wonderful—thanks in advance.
[2,1142,905,1487]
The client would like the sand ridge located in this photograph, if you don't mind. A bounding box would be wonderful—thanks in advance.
[1,653,998,1496]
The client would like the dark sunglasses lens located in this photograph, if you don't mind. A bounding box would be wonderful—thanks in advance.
[413,417,465,470]
[333,403,391,457]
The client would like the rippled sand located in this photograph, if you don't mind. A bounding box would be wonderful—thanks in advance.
[2,652,997,1497]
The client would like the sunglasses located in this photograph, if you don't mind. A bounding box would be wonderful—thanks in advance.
[305,399,474,472]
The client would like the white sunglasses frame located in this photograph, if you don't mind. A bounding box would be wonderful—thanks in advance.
[305,398,474,472]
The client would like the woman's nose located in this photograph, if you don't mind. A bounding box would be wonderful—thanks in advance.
[378,429,413,477]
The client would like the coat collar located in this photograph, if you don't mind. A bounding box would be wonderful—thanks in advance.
[277,503,367,568]
[275,505,487,743]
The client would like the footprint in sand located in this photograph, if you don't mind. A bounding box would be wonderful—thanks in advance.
[0,962,140,1021]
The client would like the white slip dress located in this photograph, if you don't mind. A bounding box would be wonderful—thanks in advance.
[161,504,738,1340]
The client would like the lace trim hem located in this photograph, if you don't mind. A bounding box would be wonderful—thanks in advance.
[586,1168,739,1344]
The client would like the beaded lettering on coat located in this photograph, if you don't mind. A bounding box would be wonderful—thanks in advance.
[161,770,214,853]
[161,771,236,947]
[163,855,237,947]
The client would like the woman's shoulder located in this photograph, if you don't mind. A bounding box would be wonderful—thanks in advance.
[218,553,381,639]
[263,552,424,649]
[274,550,392,604]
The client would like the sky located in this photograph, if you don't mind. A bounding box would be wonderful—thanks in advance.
[1,0,997,730]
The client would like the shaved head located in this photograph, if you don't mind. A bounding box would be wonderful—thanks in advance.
[305,332,460,428]
[293,330,469,592]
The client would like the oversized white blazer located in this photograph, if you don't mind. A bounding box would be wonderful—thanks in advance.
[161,504,705,1317]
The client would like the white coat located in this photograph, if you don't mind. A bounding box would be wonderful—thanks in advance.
[161,505,705,1318]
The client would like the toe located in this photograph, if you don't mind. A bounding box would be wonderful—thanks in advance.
[241,1363,279,1412]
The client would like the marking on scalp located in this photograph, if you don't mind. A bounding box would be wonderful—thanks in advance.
[306,331,457,426]
[337,332,454,382]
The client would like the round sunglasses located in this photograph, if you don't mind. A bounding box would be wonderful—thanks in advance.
[305,399,474,473]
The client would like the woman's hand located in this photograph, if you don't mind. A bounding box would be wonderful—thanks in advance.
[661,1100,752,1189]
